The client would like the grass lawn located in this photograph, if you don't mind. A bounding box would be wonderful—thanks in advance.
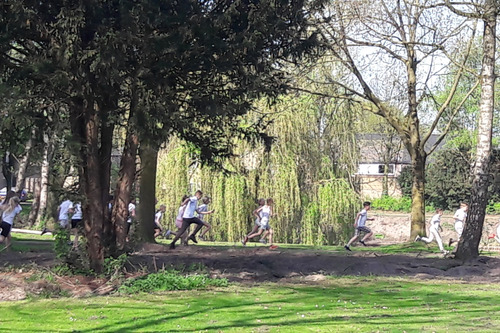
[1,277,500,332]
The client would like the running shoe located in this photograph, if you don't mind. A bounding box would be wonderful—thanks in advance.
[164,230,172,238]
[344,245,352,251]
[40,228,48,236]
[269,245,278,250]
[169,242,175,249]
[414,235,421,242]
[189,234,198,244]
[199,235,205,241]
[259,238,267,244]
[360,240,367,246]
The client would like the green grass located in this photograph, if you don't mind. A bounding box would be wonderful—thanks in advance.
[1,277,499,332]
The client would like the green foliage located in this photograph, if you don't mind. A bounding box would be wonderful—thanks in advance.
[425,147,472,210]
[371,196,412,212]
[486,201,500,214]
[53,228,71,260]
[103,254,128,277]
[118,270,228,294]
[396,166,413,198]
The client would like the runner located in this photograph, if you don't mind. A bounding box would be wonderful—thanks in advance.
[345,201,375,251]
[415,208,449,255]
[169,190,205,249]
[0,196,22,250]
[449,203,468,246]
[243,198,278,250]
[197,197,215,241]
[154,205,167,238]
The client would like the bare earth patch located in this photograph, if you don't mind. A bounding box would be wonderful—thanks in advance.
[1,242,500,301]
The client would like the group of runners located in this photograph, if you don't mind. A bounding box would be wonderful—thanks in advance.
[2,186,499,254]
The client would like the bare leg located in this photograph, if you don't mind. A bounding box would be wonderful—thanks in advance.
[200,222,211,237]
[361,232,373,242]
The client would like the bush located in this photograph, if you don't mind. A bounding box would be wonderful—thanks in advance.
[371,196,412,212]
[118,270,228,294]
[486,201,500,214]
[371,196,435,213]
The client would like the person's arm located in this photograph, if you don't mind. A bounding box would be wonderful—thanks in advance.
[198,210,215,215]
[354,212,361,226]
[269,206,273,218]
[181,198,190,206]
[253,207,263,219]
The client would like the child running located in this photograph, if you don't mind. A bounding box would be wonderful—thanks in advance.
[242,198,266,245]
[71,202,82,249]
[197,197,215,241]
[345,201,374,251]
[0,196,22,250]
[415,208,449,255]
[154,205,166,238]
[243,198,277,250]
[169,190,205,249]
[449,202,468,246]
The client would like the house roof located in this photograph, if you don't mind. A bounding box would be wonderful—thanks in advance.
[357,133,443,164]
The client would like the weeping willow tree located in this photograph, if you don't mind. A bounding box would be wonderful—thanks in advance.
[156,87,361,245]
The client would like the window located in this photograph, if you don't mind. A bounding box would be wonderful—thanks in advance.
[378,164,394,174]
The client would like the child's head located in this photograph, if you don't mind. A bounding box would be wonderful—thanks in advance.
[181,195,189,204]
[5,196,20,213]
[195,190,203,199]
[363,201,371,210]
[202,196,211,204]
[460,202,468,211]
[266,198,273,205]
[257,198,265,206]
[436,208,443,215]
[159,204,166,212]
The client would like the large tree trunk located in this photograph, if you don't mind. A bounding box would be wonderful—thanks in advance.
[137,143,158,243]
[35,132,54,226]
[456,6,496,260]
[13,134,33,192]
[81,101,105,273]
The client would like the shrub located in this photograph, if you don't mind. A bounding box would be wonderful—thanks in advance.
[371,196,434,213]
[118,270,228,294]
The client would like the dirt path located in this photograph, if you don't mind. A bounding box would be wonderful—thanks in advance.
[1,242,500,301]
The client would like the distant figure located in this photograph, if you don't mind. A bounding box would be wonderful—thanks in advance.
[71,202,82,249]
[169,190,205,249]
[242,198,266,245]
[415,208,449,255]
[58,199,74,229]
[0,196,22,249]
[126,199,136,242]
[154,205,166,238]
[197,197,215,241]
[345,201,375,251]
[243,198,277,250]
[164,195,189,243]
[449,203,468,246]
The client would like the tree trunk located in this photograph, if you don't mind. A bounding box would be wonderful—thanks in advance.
[35,132,54,226]
[2,152,14,192]
[99,97,117,249]
[111,82,139,251]
[137,143,158,243]
[28,179,41,227]
[456,6,496,260]
[410,151,427,239]
[13,135,33,192]
[81,101,105,273]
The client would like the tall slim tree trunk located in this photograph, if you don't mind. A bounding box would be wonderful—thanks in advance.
[36,132,54,226]
[28,179,41,227]
[14,134,34,193]
[137,143,158,243]
[111,81,139,251]
[410,150,427,239]
[456,5,496,260]
[99,96,117,249]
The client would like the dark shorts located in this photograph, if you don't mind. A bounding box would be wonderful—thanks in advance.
[182,217,204,227]
[355,226,371,236]
[0,222,12,237]
[71,219,82,229]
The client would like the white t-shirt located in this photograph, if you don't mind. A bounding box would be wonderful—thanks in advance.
[260,205,271,221]
[356,209,368,227]
[155,211,163,224]
[429,214,441,229]
[58,200,73,221]
[127,203,136,223]
[72,203,82,220]
[454,208,467,223]
[183,196,198,219]
[197,204,208,221]
[2,205,22,225]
